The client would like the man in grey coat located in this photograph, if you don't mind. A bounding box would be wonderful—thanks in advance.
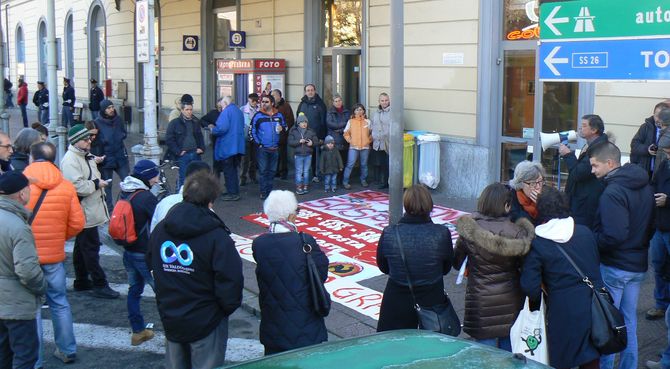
[0,171,47,369]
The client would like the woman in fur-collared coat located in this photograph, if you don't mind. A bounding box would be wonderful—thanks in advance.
[453,183,535,351]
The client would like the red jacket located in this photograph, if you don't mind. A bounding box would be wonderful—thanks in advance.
[17,83,27,105]
[23,161,85,264]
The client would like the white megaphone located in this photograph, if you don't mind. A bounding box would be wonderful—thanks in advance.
[540,130,577,151]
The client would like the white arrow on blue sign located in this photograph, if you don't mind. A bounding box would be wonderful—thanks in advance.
[539,38,670,81]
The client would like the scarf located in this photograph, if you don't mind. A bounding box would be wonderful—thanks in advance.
[269,220,298,233]
[336,106,344,113]
[516,190,538,220]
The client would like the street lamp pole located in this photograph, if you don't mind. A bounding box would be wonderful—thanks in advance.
[388,0,404,224]
[141,0,161,163]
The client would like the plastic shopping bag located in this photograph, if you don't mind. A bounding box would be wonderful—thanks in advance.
[510,296,549,365]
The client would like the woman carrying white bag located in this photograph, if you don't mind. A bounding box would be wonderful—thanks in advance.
[519,187,602,369]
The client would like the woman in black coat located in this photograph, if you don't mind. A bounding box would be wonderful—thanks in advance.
[326,94,350,183]
[252,190,329,355]
[520,187,601,369]
[376,184,454,332]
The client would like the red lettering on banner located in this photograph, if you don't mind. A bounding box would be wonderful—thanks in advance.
[237,245,252,255]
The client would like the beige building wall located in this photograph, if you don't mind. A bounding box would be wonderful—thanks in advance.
[594,82,670,155]
[238,0,304,108]
[367,0,479,138]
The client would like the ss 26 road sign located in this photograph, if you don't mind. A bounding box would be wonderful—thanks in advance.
[539,38,670,81]
[540,0,670,40]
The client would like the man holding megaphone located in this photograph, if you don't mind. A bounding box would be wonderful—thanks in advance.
[558,114,609,228]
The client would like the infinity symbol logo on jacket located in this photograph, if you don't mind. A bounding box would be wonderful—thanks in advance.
[160,241,194,266]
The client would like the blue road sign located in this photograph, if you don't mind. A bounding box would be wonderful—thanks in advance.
[539,38,670,81]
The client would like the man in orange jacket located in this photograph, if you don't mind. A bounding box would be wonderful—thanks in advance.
[23,141,84,366]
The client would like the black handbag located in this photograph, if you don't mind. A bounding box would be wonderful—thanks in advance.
[555,245,627,354]
[300,232,331,317]
[395,226,461,336]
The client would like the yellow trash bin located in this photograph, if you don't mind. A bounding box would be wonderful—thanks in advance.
[403,133,415,188]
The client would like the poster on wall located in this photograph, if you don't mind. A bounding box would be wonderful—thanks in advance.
[257,74,285,97]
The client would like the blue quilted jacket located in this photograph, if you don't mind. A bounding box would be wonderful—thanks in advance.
[251,231,328,353]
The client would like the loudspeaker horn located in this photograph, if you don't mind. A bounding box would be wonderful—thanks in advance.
[540,130,577,151]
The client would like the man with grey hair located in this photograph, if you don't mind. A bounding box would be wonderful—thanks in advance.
[0,132,14,174]
[558,114,608,228]
[0,170,47,368]
[208,96,245,201]
[508,160,546,225]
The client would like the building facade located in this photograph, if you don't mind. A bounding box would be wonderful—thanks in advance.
[6,0,668,197]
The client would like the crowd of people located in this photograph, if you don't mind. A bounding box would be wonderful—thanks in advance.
[2,84,670,369]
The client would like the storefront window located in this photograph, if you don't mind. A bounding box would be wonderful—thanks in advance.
[213,0,236,52]
[503,0,539,41]
[323,0,362,47]
[502,50,535,138]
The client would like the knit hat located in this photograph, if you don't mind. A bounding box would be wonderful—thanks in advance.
[659,131,670,149]
[297,112,308,124]
[99,99,113,112]
[133,160,159,181]
[324,135,335,144]
[0,170,29,195]
[185,161,211,178]
[181,94,194,105]
[68,124,91,144]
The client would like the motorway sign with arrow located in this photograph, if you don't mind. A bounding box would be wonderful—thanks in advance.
[540,0,670,40]
[539,38,670,81]
[540,0,670,81]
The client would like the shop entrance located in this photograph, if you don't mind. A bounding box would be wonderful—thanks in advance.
[321,48,361,108]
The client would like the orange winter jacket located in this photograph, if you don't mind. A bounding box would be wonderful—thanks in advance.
[343,117,372,150]
[23,161,85,264]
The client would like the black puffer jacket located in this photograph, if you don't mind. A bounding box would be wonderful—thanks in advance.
[630,116,657,179]
[453,214,534,340]
[563,133,608,227]
[594,163,655,273]
[376,214,453,287]
[252,231,328,353]
[654,160,670,232]
[148,201,243,343]
[326,106,350,150]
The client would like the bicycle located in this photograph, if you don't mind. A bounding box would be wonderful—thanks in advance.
[156,160,179,201]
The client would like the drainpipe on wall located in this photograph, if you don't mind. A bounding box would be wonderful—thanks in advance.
[4,4,8,81]
[0,4,6,136]
[141,0,161,163]
[388,0,404,224]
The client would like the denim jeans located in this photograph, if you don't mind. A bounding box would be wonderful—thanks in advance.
[40,109,49,125]
[61,106,74,127]
[0,319,38,369]
[177,151,201,190]
[101,161,130,212]
[294,155,311,186]
[221,154,241,195]
[91,110,100,120]
[256,147,278,196]
[652,230,670,310]
[323,173,337,190]
[123,251,155,333]
[599,264,646,369]
[343,148,369,185]
[476,337,512,352]
[35,262,76,368]
[19,104,28,128]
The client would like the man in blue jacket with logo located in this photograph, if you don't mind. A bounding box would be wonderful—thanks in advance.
[251,94,286,200]
[209,96,245,201]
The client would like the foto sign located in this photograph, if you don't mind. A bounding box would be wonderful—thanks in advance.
[540,0,670,40]
[539,38,670,81]
[136,0,149,63]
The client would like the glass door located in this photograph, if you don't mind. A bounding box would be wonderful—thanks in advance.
[321,48,361,109]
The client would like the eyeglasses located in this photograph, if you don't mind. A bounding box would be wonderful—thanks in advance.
[261,100,271,104]
[82,137,93,142]
[523,179,545,188]
[0,144,13,150]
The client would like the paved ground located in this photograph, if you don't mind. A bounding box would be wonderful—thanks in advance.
[3,109,667,368]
